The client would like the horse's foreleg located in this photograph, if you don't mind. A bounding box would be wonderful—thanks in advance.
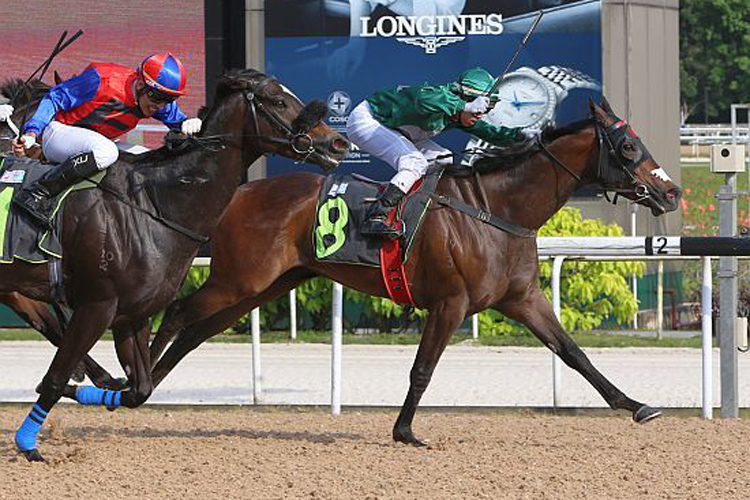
[393,296,468,446]
[4,293,120,387]
[495,289,661,423]
[15,299,117,462]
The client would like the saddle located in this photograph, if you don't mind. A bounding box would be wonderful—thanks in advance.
[0,154,102,264]
[313,168,444,304]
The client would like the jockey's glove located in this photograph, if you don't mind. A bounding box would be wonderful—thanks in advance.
[20,134,36,148]
[0,104,14,121]
[181,118,203,135]
[464,96,490,115]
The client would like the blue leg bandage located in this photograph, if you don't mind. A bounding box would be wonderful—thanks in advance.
[75,386,122,409]
[15,403,48,452]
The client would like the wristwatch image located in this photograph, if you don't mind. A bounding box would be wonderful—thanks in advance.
[462,65,601,167]
[484,65,601,130]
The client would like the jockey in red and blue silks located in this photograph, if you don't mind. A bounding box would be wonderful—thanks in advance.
[12,52,203,229]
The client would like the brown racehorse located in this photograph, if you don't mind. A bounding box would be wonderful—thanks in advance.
[146,98,681,446]
[0,78,123,388]
[2,69,348,461]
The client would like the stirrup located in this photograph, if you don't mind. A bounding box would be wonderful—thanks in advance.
[361,218,403,239]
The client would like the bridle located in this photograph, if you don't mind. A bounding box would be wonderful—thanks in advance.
[191,75,326,165]
[536,118,654,205]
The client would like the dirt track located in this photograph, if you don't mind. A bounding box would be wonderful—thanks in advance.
[1,406,749,499]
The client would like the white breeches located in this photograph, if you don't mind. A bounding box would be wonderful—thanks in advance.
[41,121,119,170]
[346,101,452,194]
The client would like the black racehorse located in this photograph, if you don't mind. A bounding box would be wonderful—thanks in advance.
[0,78,124,388]
[0,69,349,461]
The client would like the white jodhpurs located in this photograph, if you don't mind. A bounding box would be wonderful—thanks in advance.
[346,101,452,194]
[41,121,119,170]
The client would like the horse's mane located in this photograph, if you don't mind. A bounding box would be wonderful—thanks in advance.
[0,78,51,106]
[468,118,595,174]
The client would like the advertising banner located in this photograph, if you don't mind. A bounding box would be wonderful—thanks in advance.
[266,0,603,179]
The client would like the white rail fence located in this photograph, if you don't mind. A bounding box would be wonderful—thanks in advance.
[192,236,750,419]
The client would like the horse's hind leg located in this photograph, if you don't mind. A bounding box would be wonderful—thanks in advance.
[113,320,154,407]
[393,296,468,446]
[15,299,117,461]
[495,288,660,423]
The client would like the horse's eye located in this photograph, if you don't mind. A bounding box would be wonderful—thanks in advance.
[620,141,638,161]
[274,99,286,108]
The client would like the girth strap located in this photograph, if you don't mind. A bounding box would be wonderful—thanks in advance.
[430,194,537,239]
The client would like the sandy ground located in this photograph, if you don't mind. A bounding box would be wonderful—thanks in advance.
[1,406,749,500]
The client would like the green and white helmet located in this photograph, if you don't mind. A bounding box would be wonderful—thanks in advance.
[453,67,495,100]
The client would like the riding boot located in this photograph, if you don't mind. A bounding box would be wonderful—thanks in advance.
[361,183,406,238]
[13,152,99,230]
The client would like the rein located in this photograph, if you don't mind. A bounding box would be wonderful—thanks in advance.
[84,177,209,244]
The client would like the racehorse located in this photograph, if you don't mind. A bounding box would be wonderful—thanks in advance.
[1,68,349,461]
[0,78,124,388]
[146,98,681,446]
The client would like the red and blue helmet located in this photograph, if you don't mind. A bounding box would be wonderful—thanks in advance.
[138,52,186,97]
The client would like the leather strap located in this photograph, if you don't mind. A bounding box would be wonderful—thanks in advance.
[430,194,536,239]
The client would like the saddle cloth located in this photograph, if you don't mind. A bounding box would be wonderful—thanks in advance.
[0,154,100,264]
[313,169,442,267]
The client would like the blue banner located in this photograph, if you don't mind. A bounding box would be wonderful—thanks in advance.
[266,0,602,179]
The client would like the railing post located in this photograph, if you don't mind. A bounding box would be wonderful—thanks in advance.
[656,260,664,339]
[551,256,565,408]
[251,307,261,404]
[289,289,297,340]
[701,257,713,420]
[331,282,343,415]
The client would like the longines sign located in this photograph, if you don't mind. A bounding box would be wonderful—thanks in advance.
[359,13,504,54]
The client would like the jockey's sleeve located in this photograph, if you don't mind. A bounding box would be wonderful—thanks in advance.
[153,101,188,130]
[463,120,522,146]
[24,67,100,136]
[413,85,465,117]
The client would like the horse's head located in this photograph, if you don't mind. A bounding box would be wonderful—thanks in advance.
[213,69,349,171]
[590,97,681,216]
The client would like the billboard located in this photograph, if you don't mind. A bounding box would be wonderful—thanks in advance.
[266,0,603,179]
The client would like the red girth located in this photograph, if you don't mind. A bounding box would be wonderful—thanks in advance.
[56,63,144,139]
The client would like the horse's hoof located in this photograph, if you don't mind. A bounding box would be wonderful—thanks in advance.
[19,448,45,462]
[94,377,128,391]
[393,427,429,447]
[71,363,86,383]
[633,405,662,423]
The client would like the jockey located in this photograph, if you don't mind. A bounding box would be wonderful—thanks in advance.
[346,67,524,237]
[11,52,203,228]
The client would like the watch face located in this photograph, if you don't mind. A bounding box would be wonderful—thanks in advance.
[484,72,556,129]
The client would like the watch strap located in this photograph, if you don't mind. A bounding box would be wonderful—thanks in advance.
[537,65,601,93]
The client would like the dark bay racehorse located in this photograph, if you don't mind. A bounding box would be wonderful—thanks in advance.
[147,99,681,446]
[1,69,348,461]
[1,78,124,388]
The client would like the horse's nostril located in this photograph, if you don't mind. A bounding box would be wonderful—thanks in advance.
[331,137,350,154]
[667,188,681,201]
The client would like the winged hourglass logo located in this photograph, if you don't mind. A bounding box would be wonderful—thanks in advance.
[398,36,464,54]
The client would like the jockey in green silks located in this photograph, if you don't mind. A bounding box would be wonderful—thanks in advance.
[346,67,525,237]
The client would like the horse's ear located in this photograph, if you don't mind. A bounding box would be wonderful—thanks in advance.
[589,98,611,125]
[54,71,63,85]
[600,95,614,114]
[588,97,598,116]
